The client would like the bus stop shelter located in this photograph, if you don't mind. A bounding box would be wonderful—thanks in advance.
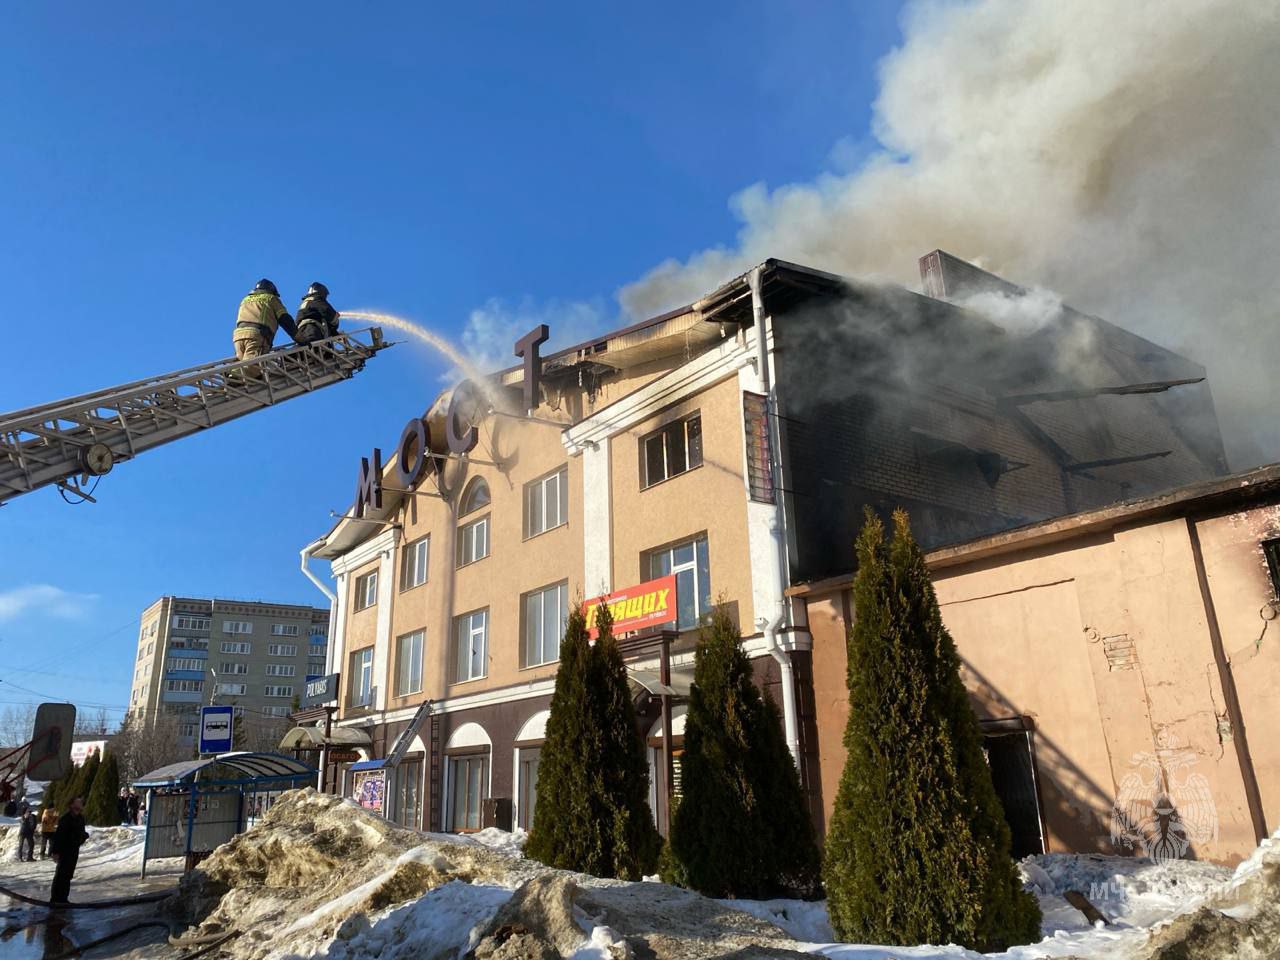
[133,751,316,876]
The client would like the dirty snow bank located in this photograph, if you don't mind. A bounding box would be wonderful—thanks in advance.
[0,821,143,864]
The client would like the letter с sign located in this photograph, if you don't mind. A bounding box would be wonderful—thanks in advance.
[352,325,550,520]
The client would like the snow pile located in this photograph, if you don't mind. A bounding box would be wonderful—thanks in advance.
[717,897,835,943]
[168,789,525,960]
[1137,829,1280,960]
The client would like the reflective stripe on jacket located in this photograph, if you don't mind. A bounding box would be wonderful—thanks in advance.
[236,292,288,340]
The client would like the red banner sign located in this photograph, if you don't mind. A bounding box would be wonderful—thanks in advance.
[584,575,677,639]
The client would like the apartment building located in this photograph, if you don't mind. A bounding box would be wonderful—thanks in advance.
[130,596,329,747]
[296,251,1225,843]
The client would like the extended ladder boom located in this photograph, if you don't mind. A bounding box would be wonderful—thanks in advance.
[0,328,391,504]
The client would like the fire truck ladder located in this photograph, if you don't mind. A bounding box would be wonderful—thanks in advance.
[0,328,392,505]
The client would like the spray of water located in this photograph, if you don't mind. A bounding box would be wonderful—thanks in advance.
[342,311,490,385]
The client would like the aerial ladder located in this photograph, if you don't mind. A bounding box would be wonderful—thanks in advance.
[0,328,392,505]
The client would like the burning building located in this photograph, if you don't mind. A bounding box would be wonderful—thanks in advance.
[289,250,1253,860]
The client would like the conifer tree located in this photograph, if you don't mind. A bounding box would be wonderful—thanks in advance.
[823,510,1041,951]
[84,749,121,825]
[527,602,660,879]
[665,606,820,898]
[70,749,101,808]
[42,762,75,811]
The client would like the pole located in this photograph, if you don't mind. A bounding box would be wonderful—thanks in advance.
[320,707,334,793]
[659,633,675,835]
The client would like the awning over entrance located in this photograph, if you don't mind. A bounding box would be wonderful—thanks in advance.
[350,759,387,772]
[279,724,373,750]
[134,751,316,788]
[628,665,694,698]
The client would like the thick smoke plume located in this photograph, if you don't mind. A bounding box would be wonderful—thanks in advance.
[618,0,1280,467]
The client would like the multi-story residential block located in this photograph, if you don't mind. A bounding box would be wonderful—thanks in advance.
[297,251,1225,842]
[130,596,329,748]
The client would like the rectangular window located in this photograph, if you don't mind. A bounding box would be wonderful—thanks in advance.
[221,620,253,634]
[350,648,374,707]
[264,684,294,698]
[453,609,488,683]
[262,705,289,718]
[147,642,154,655]
[355,571,378,611]
[641,413,703,488]
[308,658,326,675]
[219,662,248,675]
[220,641,251,655]
[308,642,326,658]
[448,754,486,832]
[137,647,145,661]
[524,467,569,539]
[396,630,425,697]
[173,615,211,631]
[165,657,205,672]
[646,534,711,630]
[265,664,296,677]
[271,623,301,637]
[170,636,208,651]
[401,536,430,590]
[216,682,247,696]
[397,759,423,829]
[456,517,490,567]
[268,643,297,657]
[522,582,567,667]
[165,679,204,693]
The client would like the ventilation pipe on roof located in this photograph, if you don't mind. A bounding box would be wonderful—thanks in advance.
[748,266,801,766]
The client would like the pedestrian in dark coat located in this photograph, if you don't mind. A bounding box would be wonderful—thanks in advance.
[18,808,38,861]
[49,797,88,905]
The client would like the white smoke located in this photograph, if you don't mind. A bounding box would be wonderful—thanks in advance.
[456,296,607,379]
[617,0,1280,466]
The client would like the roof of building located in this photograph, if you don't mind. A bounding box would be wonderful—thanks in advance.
[788,461,1280,596]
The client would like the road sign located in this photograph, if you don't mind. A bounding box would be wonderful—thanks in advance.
[199,705,234,754]
[28,703,76,781]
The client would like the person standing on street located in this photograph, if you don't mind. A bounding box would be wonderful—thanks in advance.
[293,281,340,344]
[39,805,59,859]
[233,279,297,361]
[49,797,88,905]
[18,807,38,861]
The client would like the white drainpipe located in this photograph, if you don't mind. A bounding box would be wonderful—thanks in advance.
[301,536,338,654]
[749,266,801,765]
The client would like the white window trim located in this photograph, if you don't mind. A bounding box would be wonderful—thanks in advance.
[396,629,425,697]
[453,610,488,684]
[456,515,490,568]
[524,468,569,539]
[522,582,566,668]
[402,536,430,590]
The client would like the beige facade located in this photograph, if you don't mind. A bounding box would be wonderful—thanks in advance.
[801,467,1280,865]
[129,596,329,749]
[303,254,1225,838]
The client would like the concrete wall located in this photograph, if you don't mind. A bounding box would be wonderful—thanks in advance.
[806,501,1280,865]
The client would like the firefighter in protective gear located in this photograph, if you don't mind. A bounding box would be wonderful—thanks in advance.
[233,279,298,360]
[294,281,341,345]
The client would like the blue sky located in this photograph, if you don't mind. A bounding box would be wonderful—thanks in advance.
[0,2,904,725]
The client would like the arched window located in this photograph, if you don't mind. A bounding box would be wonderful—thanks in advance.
[459,478,490,517]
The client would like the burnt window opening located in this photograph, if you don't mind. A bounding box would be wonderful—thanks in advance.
[1261,539,1280,598]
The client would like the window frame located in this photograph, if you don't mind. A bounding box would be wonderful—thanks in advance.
[219,661,248,675]
[447,753,488,832]
[216,681,248,696]
[271,623,302,637]
[222,620,253,635]
[396,629,426,697]
[645,533,712,631]
[459,478,491,517]
[264,684,294,698]
[456,514,491,568]
[640,413,704,489]
[349,648,374,707]
[453,609,489,684]
[401,535,430,591]
[523,466,569,540]
[354,570,379,611]
[219,641,251,655]
[265,663,296,677]
[521,581,567,668]
[267,643,298,657]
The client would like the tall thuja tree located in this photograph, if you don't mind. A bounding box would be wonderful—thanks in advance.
[526,604,598,870]
[527,602,660,879]
[665,606,820,898]
[84,749,121,825]
[589,603,661,879]
[824,511,1041,951]
[70,749,101,808]
[42,762,76,811]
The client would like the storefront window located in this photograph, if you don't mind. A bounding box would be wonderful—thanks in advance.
[449,754,486,832]
[396,759,422,829]
[518,748,541,830]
